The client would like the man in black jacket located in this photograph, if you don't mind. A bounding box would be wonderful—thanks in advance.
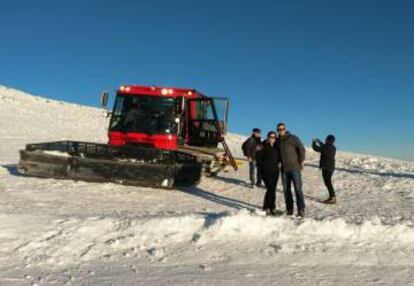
[312,135,337,204]
[277,123,306,217]
[242,128,263,187]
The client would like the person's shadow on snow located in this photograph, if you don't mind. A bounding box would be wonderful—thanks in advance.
[180,186,259,211]
[305,163,414,180]
[211,175,251,187]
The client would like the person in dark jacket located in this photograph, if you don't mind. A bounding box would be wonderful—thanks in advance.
[312,135,337,204]
[259,131,281,215]
[255,138,267,188]
[277,123,306,217]
[242,128,263,187]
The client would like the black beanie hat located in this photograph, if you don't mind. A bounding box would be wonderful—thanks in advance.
[326,134,336,142]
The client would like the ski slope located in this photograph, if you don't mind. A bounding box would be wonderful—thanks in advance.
[0,85,413,286]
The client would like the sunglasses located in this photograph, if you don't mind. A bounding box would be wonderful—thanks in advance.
[277,128,286,132]
[268,136,276,139]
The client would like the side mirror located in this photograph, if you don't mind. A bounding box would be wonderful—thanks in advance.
[100,91,109,107]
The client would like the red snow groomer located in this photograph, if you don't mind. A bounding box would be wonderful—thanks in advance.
[18,84,238,188]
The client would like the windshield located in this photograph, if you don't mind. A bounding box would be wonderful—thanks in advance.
[109,94,177,134]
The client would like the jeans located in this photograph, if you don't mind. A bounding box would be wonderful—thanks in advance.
[249,161,256,185]
[322,170,335,198]
[249,160,262,185]
[282,170,305,212]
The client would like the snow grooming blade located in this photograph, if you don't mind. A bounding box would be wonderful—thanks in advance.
[18,141,202,188]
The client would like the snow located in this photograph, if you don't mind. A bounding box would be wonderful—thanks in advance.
[0,85,414,285]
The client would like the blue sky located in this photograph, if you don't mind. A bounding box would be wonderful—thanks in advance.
[1,0,413,160]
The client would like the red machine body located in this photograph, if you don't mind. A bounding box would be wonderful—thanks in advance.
[107,85,206,150]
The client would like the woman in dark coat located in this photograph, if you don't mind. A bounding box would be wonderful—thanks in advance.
[259,131,281,215]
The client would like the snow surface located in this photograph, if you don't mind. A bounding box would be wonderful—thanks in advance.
[0,85,413,286]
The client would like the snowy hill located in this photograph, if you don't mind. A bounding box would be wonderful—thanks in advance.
[0,85,413,286]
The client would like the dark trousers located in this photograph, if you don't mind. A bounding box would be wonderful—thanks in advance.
[322,169,335,198]
[262,170,279,210]
[282,170,305,212]
[249,160,262,185]
[256,161,263,185]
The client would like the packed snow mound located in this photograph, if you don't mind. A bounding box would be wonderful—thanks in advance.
[1,85,414,285]
[8,210,414,267]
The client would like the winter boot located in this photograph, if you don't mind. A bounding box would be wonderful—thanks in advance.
[271,209,284,216]
[286,210,294,216]
[324,197,337,204]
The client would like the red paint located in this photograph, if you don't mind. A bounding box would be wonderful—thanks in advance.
[108,131,178,150]
[108,84,208,149]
